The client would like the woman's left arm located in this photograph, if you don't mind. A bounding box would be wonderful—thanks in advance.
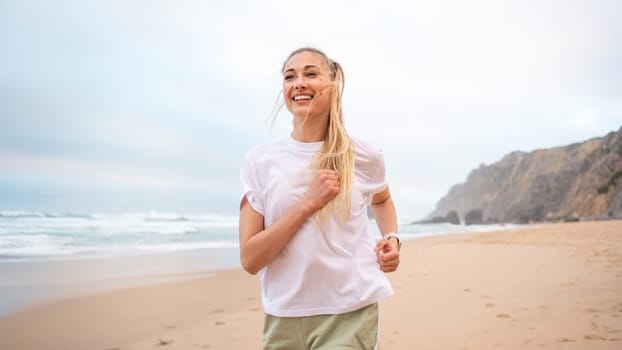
[371,186,400,272]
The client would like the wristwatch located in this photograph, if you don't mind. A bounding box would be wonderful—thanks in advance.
[383,232,402,252]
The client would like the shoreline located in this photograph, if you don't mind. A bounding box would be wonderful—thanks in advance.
[1,221,621,349]
[0,247,241,317]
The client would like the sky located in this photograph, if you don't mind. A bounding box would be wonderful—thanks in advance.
[0,0,621,221]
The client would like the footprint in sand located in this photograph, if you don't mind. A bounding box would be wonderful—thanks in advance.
[496,313,511,318]
[485,303,495,308]
[584,334,607,340]
[214,321,226,325]
[539,304,550,314]
[157,339,174,346]
[556,338,575,342]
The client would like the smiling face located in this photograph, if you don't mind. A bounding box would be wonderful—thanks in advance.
[282,51,333,121]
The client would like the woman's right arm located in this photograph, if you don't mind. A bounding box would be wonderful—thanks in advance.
[239,169,340,275]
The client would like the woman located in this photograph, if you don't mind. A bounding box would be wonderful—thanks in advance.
[239,47,401,350]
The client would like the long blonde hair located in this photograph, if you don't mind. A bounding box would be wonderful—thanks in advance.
[282,47,354,225]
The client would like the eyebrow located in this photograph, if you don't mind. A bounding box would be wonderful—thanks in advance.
[283,64,320,73]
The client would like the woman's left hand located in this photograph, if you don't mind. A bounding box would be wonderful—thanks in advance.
[375,239,400,273]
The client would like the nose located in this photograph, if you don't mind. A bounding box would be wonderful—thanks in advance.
[294,75,306,89]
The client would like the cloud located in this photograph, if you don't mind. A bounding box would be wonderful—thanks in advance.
[0,151,215,190]
[1,0,621,219]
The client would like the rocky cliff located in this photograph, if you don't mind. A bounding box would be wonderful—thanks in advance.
[428,126,622,223]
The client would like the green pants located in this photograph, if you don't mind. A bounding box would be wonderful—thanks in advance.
[263,303,379,350]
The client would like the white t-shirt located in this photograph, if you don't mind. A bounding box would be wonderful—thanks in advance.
[240,135,394,317]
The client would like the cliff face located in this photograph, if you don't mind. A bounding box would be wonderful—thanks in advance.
[428,126,622,223]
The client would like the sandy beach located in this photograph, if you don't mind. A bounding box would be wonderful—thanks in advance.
[0,221,620,350]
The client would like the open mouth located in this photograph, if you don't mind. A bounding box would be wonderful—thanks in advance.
[293,94,313,101]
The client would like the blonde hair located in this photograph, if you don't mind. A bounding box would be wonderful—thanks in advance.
[282,48,354,225]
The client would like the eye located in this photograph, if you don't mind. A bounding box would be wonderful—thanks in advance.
[305,72,317,78]
[284,74,294,81]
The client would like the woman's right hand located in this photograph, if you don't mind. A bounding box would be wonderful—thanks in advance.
[239,169,341,275]
[302,169,341,212]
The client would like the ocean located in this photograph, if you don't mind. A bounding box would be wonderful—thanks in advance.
[0,209,522,263]
[0,209,523,316]
[0,210,239,262]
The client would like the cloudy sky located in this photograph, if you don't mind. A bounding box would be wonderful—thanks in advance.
[1,0,620,221]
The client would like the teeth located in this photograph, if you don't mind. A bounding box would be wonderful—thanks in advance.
[293,95,312,101]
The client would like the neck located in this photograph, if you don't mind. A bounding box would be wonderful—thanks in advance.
[292,114,329,142]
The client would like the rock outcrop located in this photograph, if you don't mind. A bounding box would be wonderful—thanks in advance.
[427,126,622,223]
[464,209,484,225]
[446,210,460,225]
[412,210,461,225]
